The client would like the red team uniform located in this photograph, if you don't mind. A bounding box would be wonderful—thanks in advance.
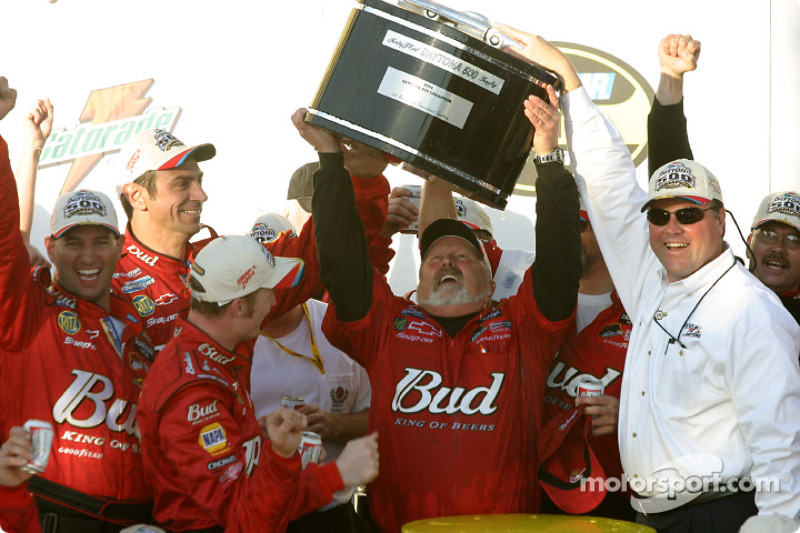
[138,320,345,532]
[0,136,153,531]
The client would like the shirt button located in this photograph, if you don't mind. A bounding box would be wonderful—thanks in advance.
[679,350,684,356]
[632,432,637,438]
[641,391,645,396]
[647,350,651,356]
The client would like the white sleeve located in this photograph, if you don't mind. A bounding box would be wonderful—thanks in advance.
[562,87,659,318]
[729,310,800,518]
[352,360,371,412]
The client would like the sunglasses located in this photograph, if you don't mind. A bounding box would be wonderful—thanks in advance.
[646,206,715,226]
[754,228,800,250]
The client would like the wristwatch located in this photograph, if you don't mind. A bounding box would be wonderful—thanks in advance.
[533,147,564,165]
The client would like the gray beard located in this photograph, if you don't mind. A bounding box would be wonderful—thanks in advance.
[418,283,491,307]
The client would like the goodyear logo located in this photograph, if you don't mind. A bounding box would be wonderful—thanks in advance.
[514,43,654,197]
[199,422,229,455]
[132,295,156,317]
[58,311,81,335]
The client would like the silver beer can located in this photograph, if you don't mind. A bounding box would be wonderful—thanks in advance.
[576,376,605,397]
[22,419,54,474]
[298,431,323,469]
[281,395,306,410]
[399,184,421,234]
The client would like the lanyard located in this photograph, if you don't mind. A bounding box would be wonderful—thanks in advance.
[263,303,325,374]
[100,316,123,359]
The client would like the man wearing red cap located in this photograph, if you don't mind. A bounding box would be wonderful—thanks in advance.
[138,235,379,532]
[0,78,156,532]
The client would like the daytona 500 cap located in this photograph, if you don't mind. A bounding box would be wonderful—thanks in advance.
[190,235,304,305]
[51,189,120,239]
[751,191,800,233]
[248,212,296,244]
[118,128,216,183]
[642,159,723,212]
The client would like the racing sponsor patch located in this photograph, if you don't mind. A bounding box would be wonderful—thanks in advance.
[57,311,81,335]
[393,317,408,331]
[599,323,623,338]
[208,454,237,471]
[767,192,800,218]
[113,267,142,279]
[219,462,243,485]
[188,399,220,423]
[199,422,229,455]
[155,293,179,306]
[121,275,155,294]
[400,307,426,319]
[683,323,702,339]
[132,295,156,317]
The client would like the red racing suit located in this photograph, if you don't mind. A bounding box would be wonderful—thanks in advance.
[0,135,153,531]
[324,272,572,532]
[113,174,390,359]
[543,293,630,498]
[138,319,344,532]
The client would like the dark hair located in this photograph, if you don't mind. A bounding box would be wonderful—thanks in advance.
[119,170,158,219]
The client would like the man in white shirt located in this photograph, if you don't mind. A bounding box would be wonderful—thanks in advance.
[499,24,800,533]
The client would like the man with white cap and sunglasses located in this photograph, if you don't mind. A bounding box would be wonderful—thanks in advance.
[509,29,800,531]
[0,79,156,532]
[137,235,379,533]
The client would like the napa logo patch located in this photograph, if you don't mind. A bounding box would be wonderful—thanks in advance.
[132,295,155,317]
[514,43,653,197]
[58,311,81,335]
[199,422,229,455]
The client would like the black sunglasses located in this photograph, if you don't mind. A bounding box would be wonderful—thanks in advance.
[646,206,715,226]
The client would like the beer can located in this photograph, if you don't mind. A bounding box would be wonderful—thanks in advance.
[399,184,421,234]
[576,376,604,397]
[298,431,322,469]
[281,395,305,410]
[22,419,54,474]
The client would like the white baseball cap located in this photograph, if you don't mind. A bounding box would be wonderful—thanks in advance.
[751,191,800,233]
[248,213,296,244]
[190,235,304,304]
[455,196,493,236]
[50,189,120,239]
[642,159,723,212]
[118,128,216,183]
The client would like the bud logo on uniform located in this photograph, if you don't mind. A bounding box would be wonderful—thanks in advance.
[545,363,622,399]
[188,399,219,422]
[514,43,653,197]
[392,367,505,415]
[52,370,138,436]
[35,80,182,194]
[198,343,235,365]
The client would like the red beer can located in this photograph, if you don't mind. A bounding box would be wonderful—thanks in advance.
[22,419,54,474]
[281,395,306,410]
[298,431,322,470]
[576,376,605,397]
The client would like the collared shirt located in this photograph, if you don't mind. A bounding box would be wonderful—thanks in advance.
[564,86,800,518]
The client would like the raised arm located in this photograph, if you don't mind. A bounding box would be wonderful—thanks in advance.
[524,84,581,321]
[291,109,373,322]
[15,98,53,243]
[648,34,699,176]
